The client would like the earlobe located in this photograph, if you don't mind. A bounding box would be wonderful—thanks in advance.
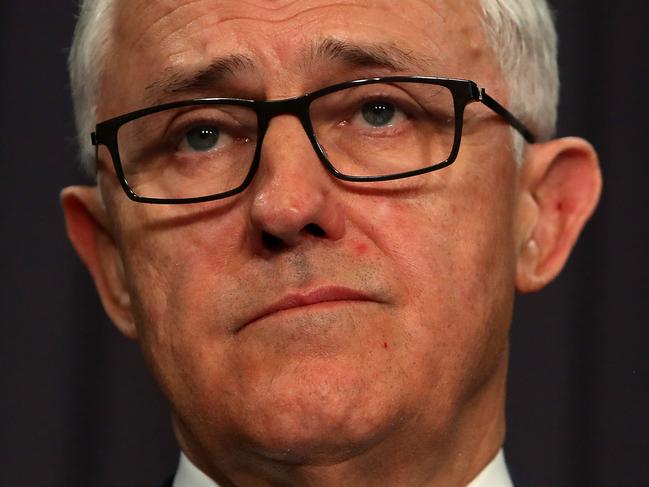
[61,186,138,339]
[515,137,602,293]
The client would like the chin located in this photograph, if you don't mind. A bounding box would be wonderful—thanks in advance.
[226,360,406,466]
[244,411,395,466]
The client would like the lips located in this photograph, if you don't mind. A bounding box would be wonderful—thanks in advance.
[238,286,375,332]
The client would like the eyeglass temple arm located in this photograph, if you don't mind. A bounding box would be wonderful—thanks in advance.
[478,88,536,144]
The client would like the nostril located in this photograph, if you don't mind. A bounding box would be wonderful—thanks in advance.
[260,224,327,252]
[304,223,325,237]
[262,232,285,251]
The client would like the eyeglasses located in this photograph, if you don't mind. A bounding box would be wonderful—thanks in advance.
[92,76,535,204]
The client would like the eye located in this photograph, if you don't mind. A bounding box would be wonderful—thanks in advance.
[181,125,222,152]
[349,98,409,130]
[361,101,397,127]
[178,124,237,153]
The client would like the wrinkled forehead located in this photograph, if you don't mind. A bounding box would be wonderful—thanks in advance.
[101,0,497,116]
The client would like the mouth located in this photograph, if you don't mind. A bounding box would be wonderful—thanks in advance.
[237,286,377,332]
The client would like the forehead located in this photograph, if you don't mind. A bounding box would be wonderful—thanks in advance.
[103,0,494,114]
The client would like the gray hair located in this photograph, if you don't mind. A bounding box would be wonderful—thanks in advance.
[68,0,114,173]
[68,0,558,172]
[478,0,558,159]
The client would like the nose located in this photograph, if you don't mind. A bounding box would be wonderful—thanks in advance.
[247,116,345,251]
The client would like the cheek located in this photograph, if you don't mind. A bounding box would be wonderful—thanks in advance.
[116,208,253,417]
[118,204,248,343]
[358,176,516,378]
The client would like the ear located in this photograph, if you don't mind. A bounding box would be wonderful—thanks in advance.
[61,186,138,339]
[515,137,602,293]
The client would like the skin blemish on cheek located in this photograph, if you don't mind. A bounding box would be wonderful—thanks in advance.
[353,242,369,255]
[383,342,388,349]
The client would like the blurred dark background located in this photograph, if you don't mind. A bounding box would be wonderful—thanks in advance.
[1,1,647,486]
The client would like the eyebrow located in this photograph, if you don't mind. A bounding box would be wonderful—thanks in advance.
[143,54,255,105]
[143,37,436,105]
[304,38,435,73]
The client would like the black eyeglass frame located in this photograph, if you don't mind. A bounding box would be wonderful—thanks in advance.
[92,75,536,204]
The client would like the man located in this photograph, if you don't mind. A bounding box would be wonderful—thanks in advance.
[61,0,601,485]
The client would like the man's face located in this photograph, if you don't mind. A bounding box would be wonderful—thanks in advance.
[98,0,521,470]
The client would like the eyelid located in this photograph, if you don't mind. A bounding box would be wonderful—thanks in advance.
[353,85,456,126]
[165,107,235,133]
[164,107,254,144]
[347,85,425,115]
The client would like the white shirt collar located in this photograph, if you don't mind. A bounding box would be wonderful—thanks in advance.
[174,449,512,487]
[466,450,513,487]
[173,453,218,487]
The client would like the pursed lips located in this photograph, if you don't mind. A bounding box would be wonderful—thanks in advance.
[236,286,377,332]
